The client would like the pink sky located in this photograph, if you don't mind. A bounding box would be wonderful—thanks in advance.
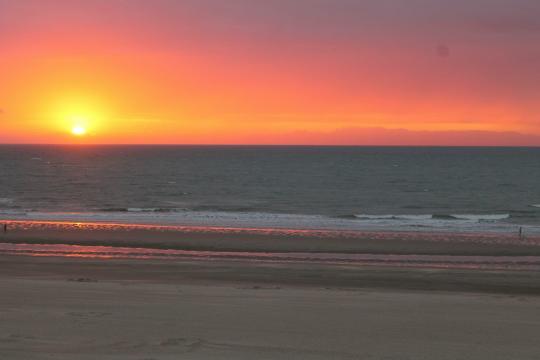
[1,0,539,145]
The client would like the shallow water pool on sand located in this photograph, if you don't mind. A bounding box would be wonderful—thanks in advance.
[2,242,540,271]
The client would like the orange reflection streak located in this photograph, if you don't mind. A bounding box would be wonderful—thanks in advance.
[1,243,540,271]
[2,219,540,246]
[2,219,540,270]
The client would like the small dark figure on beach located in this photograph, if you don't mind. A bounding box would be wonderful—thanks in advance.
[519,227,523,241]
[3,223,6,233]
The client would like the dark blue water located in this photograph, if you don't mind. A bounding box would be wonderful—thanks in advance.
[1,145,539,232]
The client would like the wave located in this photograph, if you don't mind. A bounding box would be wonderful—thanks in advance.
[99,205,259,213]
[0,210,26,215]
[0,209,537,235]
[0,198,19,212]
[353,214,510,222]
[531,204,540,208]
[98,207,186,213]
[0,203,515,226]
[336,214,359,219]
[0,198,14,205]
[191,205,259,212]
[353,214,432,220]
[453,214,510,222]
[432,214,460,220]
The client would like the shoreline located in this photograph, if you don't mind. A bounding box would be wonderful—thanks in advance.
[2,218,540,294]
[2,208,538,235]
[1,219,539,257]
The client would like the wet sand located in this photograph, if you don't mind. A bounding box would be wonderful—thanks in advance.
[2,220,540,256]
[1,255,540,359]
[2,221,540,359]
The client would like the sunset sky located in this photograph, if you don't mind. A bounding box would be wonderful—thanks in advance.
[1,0,540,145]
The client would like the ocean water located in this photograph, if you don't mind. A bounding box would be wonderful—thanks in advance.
[1,145,540,234]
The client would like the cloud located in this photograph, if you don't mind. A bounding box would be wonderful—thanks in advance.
[274,127,540,146]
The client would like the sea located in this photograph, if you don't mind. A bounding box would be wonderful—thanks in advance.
[1,145,540,235]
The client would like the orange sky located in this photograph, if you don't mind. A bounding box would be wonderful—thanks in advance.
[1,0,540,145]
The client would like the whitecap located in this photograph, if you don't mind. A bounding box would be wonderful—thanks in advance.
[354,213,509,222]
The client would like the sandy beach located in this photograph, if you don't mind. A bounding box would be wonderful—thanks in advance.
[2,251,540,359]
[4,0,540,357]
[2,221,540,359]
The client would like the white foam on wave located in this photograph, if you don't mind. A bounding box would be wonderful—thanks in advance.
[452,214,510,221]
[127,208,160,212]
[355,215,432,220]
[0,210,26,216]
[354,214,510,222]
[531,204,540,208]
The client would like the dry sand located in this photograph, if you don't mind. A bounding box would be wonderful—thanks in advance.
[1,255,540,359]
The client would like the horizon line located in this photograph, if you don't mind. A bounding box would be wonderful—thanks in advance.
[1,143,539,148]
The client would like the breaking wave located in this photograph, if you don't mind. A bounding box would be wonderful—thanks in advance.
[0,198,14,206]
[353,214,510,222]
[98,207,187,213]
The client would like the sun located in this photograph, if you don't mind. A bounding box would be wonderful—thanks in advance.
[71,125,87,136]
[69,115,89,136]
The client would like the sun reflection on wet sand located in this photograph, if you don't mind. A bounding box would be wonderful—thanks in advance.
[1,243,540,271]
[1,220,540,270]
[2,219,540,246]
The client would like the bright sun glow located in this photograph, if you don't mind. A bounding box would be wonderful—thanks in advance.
[71,125,87,136]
